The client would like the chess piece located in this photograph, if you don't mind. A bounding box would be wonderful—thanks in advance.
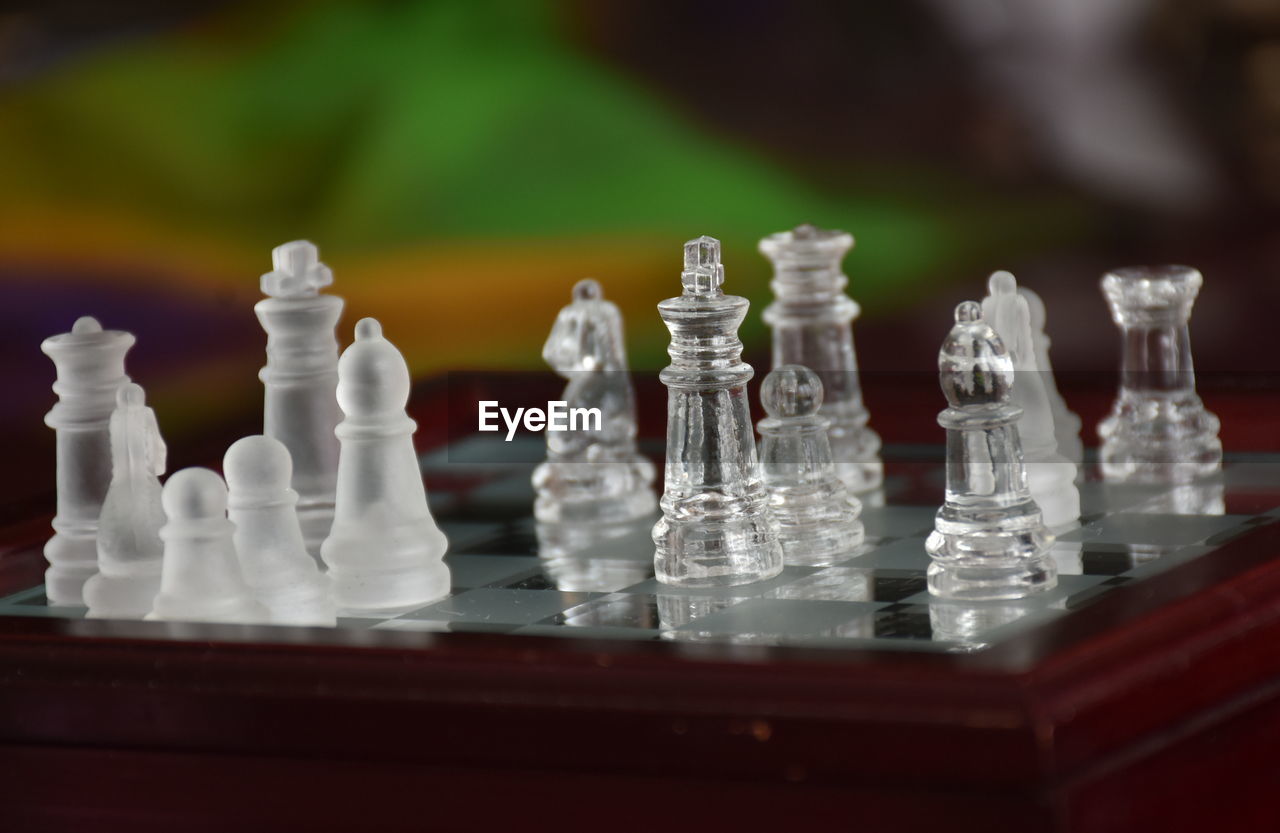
[83,383,166,619]
[652,236,783,587]
[926,302,1056,600]
[760,224,882,493]
[981,272,1080,527]
[1019,286,1084,466]
[321,318,450,612]
[256,240,344,560]
[148,468,268,624]
[757,365,865,566]
[225,435,336,627]
[1098,265,1221,484]
[41,316,135,604]
[532,279,656,525]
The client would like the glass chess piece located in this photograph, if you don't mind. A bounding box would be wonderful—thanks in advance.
[41,316,135,605]
[981,271,1080,528]
[224,435,336,627]
[256,240,344,560]
[760,224,883,493]
[1098,265,1221,484]
[652,236,783,588]
[83,383,167,619]
[757,365,866,566]
[147,468,269,625]
[532,278,656,525]
[321,318,450,613]
[926,302,1057,601]
[1019,286,1084,468]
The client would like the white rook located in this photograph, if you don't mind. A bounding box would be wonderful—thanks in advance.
[256,240,344,559]
[41,316,135,604]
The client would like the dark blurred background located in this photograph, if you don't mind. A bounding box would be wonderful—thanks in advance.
[2,0,1279,471]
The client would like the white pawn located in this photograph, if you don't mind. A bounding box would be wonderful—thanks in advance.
[225,436,336,627]
[147,468,268,624]
[757,365,865,566]
[982,273,1080,528]
[84,383,167,619]
[321,319,450,613]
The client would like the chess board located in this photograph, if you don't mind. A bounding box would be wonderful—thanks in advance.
[4,434,1277,657]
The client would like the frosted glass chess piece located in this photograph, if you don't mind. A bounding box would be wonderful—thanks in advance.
[147,468,268,624]
[321,319,450,613]
[224,436,336,627]
[981,272,1080,527]
[1098,265,1221,484]
[532,279,656,525]
[1019,286,1084,467]
[757,365,866,566]
[41,316,135,604]
[926,302,1056,600]
[760,224,883,493]
[652,236,783,588]
[256,240,344,560]
[83,383,166,619]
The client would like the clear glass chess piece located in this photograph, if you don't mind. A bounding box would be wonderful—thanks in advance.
[757,365,866,566]
[1098,265,1221,484]
[532,278,656,525]
[84,383,167,619]
[760,224,883,493]
[652,236,783,588]
[41,316,135,605]
[926,302,1056,600]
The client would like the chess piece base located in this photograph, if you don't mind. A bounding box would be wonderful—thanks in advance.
[653,505,783,588]
[43,535,97,605]
[83,569,161,619]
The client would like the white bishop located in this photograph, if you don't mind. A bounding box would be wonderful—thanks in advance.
[321,318,450,612]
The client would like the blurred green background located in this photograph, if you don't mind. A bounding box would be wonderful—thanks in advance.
[2,0,1279,455]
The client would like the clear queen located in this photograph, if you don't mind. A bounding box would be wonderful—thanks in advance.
[652,236,783,587]
[760,224,882,493]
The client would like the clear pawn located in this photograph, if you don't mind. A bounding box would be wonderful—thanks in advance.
[926,302,1056,600]
[757,365,866,566]
[225,435,336,627]
[321,318,450,613]
[981,272,1080,528]
[147,468,269,624]
[652,236,783,588]
[760,224,883,493]
[1098,265,1221,484]
[532,278,656,525]
[84,383,167,619]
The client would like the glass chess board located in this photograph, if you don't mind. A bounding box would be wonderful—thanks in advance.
[3,438,1278,653]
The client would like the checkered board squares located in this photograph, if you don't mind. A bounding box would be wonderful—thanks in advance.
[2,447,1278,654]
